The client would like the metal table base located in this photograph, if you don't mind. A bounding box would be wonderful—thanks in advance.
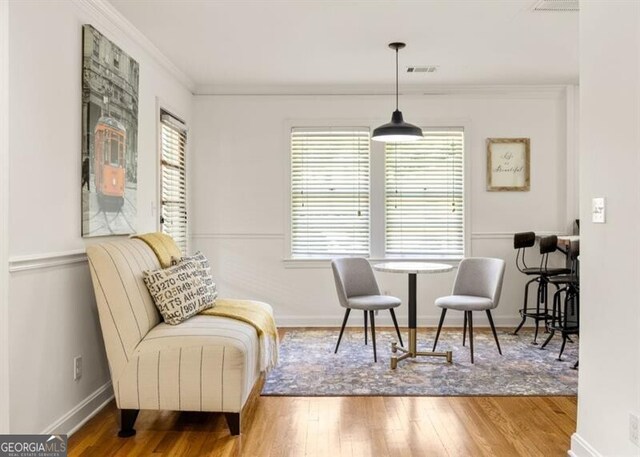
[390,273,453,369]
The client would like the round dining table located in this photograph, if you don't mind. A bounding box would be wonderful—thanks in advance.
[373,262,454,369]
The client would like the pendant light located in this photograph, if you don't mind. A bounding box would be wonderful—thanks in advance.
[372,42,423,143]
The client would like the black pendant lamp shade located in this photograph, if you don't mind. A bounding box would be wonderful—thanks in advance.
[372,42,423,143]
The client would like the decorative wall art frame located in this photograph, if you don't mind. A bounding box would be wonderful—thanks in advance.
[81,24,139,237]
[486,138,530,191]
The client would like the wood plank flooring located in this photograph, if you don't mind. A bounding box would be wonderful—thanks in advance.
[68,328,577,457]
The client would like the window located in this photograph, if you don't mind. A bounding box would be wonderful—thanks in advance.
[288,126,465,261]
[160,111,188,253]
[290,127,370,257]
[385,128,464,258]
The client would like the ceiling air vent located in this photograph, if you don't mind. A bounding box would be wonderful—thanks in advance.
[407,66,438,73]
[532,0,579,12]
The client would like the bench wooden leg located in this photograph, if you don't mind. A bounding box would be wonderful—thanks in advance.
[225,412,241,435]
[118,409,139,437]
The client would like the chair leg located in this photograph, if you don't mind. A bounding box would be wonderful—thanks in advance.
[541,330,555,349]
[433,308,447,351]
[533,318,540,345]
[467,311,474,364]
[364,310,368,346]
[118,409,139,438]
[462,311,467,346]
[369,310,377,363]
[486,310,502,355]
[513,315,526,336]
[558,334,568,361]
[334,309,351,354]
[514,278,536,335]
[389,308,404,347]
[225,412,241,436]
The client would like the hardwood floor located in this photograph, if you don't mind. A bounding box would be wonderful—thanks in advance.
[68,328,577,457]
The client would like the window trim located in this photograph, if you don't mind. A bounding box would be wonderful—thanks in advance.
[157,100,189,252]
[283,118,471,266]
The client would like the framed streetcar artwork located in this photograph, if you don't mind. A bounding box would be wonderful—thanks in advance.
[81,25,139,237]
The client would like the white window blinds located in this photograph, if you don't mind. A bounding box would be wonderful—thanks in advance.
[160,111,187,253]
[291,127,370,257]
[385,128,464,258]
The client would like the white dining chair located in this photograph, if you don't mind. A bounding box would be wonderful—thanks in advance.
[432,257,506,363]
[331,258,403,362]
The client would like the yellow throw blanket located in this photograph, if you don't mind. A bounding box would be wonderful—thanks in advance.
[134,232,279,372]
[133,232,182,268]
[201,299,279,372]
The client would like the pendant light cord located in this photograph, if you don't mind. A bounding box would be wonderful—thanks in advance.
[395,47,399,111]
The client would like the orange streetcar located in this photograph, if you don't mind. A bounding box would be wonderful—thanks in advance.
[94,116,126,211]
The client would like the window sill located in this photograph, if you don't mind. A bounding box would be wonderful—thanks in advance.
[282,257,462,269]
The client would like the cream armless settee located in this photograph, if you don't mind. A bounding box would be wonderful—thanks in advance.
[86,238,263,436]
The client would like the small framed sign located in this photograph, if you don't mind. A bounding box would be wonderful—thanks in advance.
[486,138,530,191]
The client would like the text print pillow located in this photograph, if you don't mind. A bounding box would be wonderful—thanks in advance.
[179,251,218,303]
[143,260,215,325]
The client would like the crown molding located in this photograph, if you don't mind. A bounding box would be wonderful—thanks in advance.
[194,83,574,98]
[71,0,195,93]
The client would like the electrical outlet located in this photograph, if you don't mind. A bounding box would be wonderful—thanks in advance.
[73,356,83,381]
[630,413,639,446]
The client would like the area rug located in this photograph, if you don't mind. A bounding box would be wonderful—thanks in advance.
[262,328,578,396]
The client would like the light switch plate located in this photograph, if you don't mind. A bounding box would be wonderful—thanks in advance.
[592,197,605,223]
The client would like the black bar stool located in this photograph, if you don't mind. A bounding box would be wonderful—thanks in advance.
[513,233,570,344]
[541,240,580,361]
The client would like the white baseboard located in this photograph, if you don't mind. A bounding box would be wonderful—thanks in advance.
[569,433,603,457]
[277,314,534,328]
[41,381,113,436]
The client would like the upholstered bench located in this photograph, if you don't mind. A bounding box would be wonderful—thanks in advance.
[87,238,266,436]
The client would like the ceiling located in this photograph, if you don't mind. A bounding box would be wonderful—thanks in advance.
[108,0,579,94]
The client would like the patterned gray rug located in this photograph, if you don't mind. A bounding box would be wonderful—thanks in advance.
[262,328,578,396]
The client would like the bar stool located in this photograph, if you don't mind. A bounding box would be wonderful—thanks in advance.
[541,240,579,361]
[513,233,570,344]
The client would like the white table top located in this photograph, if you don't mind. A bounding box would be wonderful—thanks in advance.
[373,262,453,274]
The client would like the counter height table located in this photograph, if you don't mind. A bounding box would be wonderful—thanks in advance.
[373,262,454,369]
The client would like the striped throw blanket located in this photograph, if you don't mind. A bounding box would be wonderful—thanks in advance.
[201,299,279,372]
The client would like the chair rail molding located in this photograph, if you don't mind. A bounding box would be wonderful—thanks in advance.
[69,0,195,93]
[0,0,10,434]
[470,231,562,240]
[9,250,88,273]
[191,232,285,240]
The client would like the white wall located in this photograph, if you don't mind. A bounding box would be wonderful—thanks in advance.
[0,0,10,435]
[191,89,577,328]
[571,2,640,456]
[7,0,193,434]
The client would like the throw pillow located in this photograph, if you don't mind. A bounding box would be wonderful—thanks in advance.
[143,260,215,325]
[178,251,218,304]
